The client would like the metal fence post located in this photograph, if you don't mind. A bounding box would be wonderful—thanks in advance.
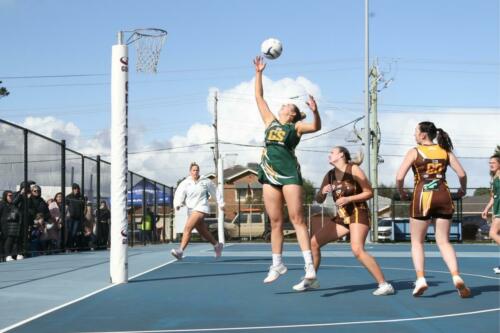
[22,129,28,256]
[96,155,101,247]
[61,140,66,251]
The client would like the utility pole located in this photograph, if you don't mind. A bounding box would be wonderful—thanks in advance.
[363,0,371,181]
[369,62,380,242]
[213,91,219,174]
[363,0,372,241]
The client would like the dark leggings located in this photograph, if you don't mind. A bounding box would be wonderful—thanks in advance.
[4,236,19,258]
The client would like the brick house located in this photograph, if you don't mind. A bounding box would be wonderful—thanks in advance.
[206,163,263,221]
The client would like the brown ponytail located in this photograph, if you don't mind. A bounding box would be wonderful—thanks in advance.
[418,121,454,152]
[291,104,306,123]
[336,146,364,165]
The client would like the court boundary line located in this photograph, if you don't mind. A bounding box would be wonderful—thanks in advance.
[0,259,178,333]
[82,308,500,333]
[179,261,500,281]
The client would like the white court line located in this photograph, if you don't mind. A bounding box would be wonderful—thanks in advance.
[0,259,178,333]
[179,261,500,280]
[84,308,500,333]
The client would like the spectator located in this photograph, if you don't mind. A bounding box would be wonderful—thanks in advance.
[30,212,47,254]
[12,180,36,259]
[140,208,155,243]
[47,194,63,252]
[1,190,21,261]
[82,199,96,250]
[65,183,85,251]
[29,185,51,255]
[96,200,110,248]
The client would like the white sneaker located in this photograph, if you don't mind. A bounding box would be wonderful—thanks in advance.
[214,243,223,259]
[493,267,500,274]
[293,278,320,291]
[412,277,428,297]
[170,248,183,260]
[372,282,395,296]
[304,263,316,280]
[5,256,14,262]
[452,275,471,298]
[16,254,24,260]
[263,263,287,283]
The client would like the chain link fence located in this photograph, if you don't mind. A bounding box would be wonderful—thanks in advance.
[0,119,174,259]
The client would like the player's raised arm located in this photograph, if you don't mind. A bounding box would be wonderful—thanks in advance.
[254,56,275,127]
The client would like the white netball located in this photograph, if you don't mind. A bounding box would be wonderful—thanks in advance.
[260,38,283,60]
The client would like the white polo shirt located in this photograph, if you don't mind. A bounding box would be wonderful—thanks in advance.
[173,176,224,214]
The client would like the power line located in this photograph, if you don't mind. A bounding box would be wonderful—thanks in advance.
[301,116,365,141]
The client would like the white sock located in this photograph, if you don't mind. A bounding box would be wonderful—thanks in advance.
[452,275,463,285]
[177,248,184,254]
[302,250,313,266]
[272,253,282,267]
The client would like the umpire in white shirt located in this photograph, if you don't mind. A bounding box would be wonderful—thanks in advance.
[171,162,225,260]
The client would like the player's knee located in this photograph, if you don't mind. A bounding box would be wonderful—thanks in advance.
[351,244,364,258]
[311,238,319,251]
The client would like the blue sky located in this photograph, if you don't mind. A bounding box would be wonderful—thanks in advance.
[0,0,498,188]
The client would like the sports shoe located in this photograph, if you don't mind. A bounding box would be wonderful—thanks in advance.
[493,267,500,274]
[214,242,223,259]
[170,248,183,260]
[5,256,14,262]
[453,276,471,298]
[263,263,287,283]
[304,263,316,280]
[412,277,428,297]
[16,254,24,260]
[372,282,395,296]
[293,278,320,291]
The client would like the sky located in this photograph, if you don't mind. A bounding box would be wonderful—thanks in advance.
[0,0,499,191]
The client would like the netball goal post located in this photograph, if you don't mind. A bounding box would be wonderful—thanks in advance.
[110,28,167,284]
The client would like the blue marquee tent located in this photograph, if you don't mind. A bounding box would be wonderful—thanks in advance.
[127,179,172,207]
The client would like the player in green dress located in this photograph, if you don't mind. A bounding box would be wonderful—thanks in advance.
[253,56,322,285]
[481,154,500,273]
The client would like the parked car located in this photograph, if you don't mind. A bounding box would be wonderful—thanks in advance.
[377,218,393,241]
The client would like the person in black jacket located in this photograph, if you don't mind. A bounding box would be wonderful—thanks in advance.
[29,185,51,255]
[65,183,85,251]
[1,190,22,261]
[96,200,110,248]
[12,180,36,259]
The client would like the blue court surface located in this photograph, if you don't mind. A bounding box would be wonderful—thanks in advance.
[0,243,498,333]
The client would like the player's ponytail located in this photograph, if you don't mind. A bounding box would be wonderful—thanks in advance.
[418,121,454,152]
[291,104,306,123]
[436,128,454,152]
[336,146,364,165]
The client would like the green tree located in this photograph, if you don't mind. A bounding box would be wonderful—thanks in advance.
[377,183,397,199]
[473,188,490,196]
[303,178,315,204]
[0,81,9,99]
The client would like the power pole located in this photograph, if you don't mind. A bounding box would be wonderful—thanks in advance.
[369,62,380,242]
[213,91,219,174]
[363,0,371,182]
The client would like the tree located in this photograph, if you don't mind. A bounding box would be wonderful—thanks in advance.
[0,81,9,99]
[302,178,316,204]
[377,183,397,199]
[473,188,490,196]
